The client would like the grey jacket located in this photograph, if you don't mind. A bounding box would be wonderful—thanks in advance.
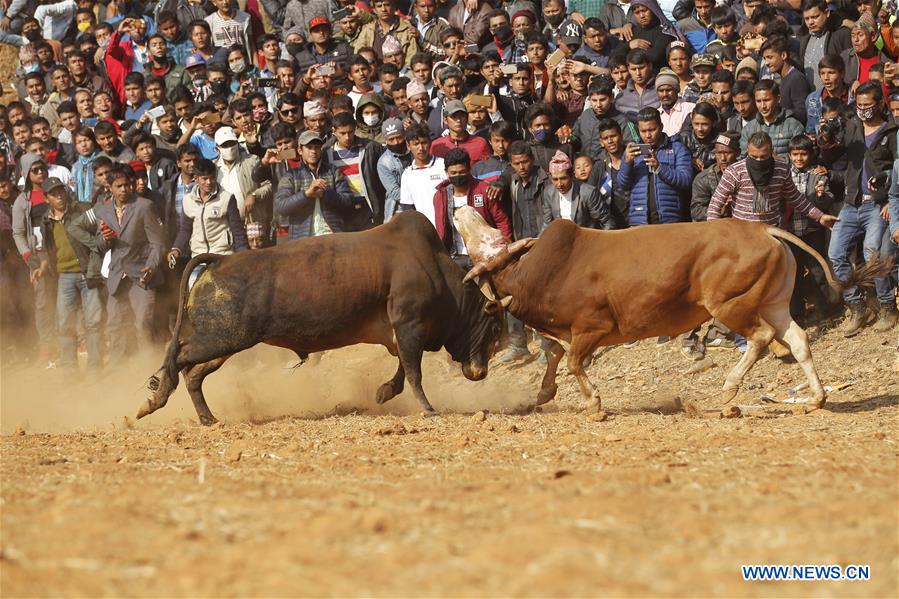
[739,109,805,158]
[541,181,614,230]
[690,164,724,222]
[572,106,634,160]
[94,195,166,295]
[11,153,48,269]
[282,0,332,37]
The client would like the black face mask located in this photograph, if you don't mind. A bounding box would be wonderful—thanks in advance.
[494,24,513,44]
[210,80,228,96]
[448,174,468,187]
[465,73,484,90]
[546,13,564,27]
[746,155,774,187]
[25,29,43,42]
[387,142,407,155]
[286,42,303,56]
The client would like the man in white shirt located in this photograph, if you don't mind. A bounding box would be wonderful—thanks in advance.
[398,122,445,226]
[205,0,254,57]
[214,126,271,231]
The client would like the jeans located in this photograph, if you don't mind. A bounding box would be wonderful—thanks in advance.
[56,272,102,369]
[106,277,156,361]
[32,274,56,357]
[827,202,894,304]
[0,9,27,45]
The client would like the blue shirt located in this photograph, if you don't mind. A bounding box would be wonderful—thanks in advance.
[175,179,194,216]
[166,37,194,65]
[124,99,152,122]
[190,131,219,160]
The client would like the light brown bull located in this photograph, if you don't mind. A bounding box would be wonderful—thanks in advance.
[454,206,891,412]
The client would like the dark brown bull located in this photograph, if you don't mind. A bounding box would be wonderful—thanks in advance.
[454,206,891,412]
[139,211,506,424]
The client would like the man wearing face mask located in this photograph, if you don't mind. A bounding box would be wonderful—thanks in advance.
[828,81,898,335]
[354,92,387,144]
[526,103,572,174]
[432,147,512,269]
[482,9,522,65]
[294,16,354,74]
[214,126,273,244]
[707,130,838,228]
[184,53,213,102]
[377,119,413,223]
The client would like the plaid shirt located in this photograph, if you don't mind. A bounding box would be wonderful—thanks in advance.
[568,0,608,18]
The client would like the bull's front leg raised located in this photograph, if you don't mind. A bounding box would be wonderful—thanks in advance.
[375,360,405,405]
[392,327,436,415]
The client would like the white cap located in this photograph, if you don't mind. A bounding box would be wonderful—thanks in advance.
[214,126,238,146]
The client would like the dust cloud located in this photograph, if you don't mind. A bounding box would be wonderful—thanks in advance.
[0,344,533,433]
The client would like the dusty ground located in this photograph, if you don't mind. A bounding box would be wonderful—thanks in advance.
[1,321,897,597]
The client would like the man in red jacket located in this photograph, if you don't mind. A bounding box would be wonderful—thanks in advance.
[432,148,512,268]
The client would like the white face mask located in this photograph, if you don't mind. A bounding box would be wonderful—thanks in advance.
[229,59,246,74]
[362,113,381,127]
[219,145,239,161]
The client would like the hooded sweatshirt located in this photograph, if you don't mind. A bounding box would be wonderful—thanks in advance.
[11,153,49,267]
[354,91,386,144]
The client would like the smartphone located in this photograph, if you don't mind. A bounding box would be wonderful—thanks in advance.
[464,43,479,54]
[202,113,221,125]
[545,48,565,68]
[636,143,653,156]
[277,148,298,161]
[257,78,278,88]
[147,105,166,119]
[332,6,349,20]
[317,64,336,76]
[467,94,493,108]
[500,64,519,75]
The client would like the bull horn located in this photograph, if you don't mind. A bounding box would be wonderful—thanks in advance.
[464,262,490,283]
[477,277,497,301]
[499,295,513,308]
[507,238,537,256]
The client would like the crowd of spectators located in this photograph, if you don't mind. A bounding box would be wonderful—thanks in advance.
[0,0,897,373]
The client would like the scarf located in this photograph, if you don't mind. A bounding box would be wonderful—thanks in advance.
[74,151,98,203]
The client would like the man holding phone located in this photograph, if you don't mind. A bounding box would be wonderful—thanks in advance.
[94,164,165,360]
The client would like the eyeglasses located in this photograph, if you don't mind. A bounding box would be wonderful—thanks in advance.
[30,166,48,173]
[280,107,299,115]
[443,40,463,48]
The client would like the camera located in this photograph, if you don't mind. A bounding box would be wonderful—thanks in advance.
[332,7,349,20]
[257,78,278,88]
[817,116,842,145]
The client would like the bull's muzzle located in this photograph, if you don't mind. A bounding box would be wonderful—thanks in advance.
[462,363,487,381]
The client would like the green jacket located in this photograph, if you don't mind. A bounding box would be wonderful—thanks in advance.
[39,202,103,288]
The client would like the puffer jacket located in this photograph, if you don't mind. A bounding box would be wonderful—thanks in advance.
[617,133,693,225]
[739,109,805,158]
[274,159,356,240]
[355,91,386,144]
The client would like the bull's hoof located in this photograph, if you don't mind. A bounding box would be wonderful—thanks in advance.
[808,396,826,410]
[536,385,557,406]
[719,387,738,404]
[198,414,219,426]
[375,383,399,405]
[420,410,438,418]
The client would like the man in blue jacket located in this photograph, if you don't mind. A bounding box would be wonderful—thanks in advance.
[617,107,693,226]
[617,106,696,354]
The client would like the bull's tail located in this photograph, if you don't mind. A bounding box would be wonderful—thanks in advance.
[765,226,894,293]
[137,253,223,420]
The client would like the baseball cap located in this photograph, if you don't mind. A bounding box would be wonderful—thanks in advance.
[558,18,583,46]
[185,53,206,69]
[714,132,740,149]
[444,100,467,116]
[691,53,719,69]
[382,118,404,137]
[214,127,239,146]
[42,177,66,194]
[298,130,324,146]
[309,15,331,30]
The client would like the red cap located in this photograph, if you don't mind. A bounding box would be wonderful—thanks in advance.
[309,16,331,29]
[128,160,147,174]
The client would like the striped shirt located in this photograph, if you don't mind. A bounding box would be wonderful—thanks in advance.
[707,159,823,227]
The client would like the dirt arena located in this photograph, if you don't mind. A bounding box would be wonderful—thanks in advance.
[1,320,897,597]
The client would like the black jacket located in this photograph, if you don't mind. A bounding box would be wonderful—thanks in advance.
[690,165,723,222]
[840,117,898,206]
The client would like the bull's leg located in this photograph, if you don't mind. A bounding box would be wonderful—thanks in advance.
[720,318,775,403]
[183,355,232,425]
[394,338,436,415]
[536,340,565,406]
[762,304,826,408]
[376,360,405,405]
[567,332,605,412]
